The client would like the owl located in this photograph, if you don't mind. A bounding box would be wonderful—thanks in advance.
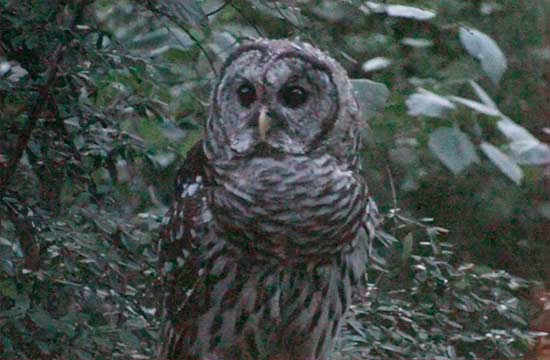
[157,39,379,360]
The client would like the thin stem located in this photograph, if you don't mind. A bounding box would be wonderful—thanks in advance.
[205,0,232,17]
[230,2,265,38]
[145,1,217,76]
[0,44,63,195]
[0,0,92,195]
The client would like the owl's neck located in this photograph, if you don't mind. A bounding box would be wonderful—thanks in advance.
[206,153,367,262]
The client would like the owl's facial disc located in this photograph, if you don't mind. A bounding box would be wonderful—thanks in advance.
[211,45,339,158]
[257,56,338,154]
[212,48,266,155]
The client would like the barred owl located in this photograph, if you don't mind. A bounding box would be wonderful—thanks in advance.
[158,39,378,360]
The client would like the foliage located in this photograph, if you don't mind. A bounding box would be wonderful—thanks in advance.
[0,1,164,358]
[0,0,547,359]
[337,214,532,359]
[351,1,550,280]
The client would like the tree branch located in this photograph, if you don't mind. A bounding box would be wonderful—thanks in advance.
[0,44,64,195]
[205,0,232,17]
[144,0,218,76]
[0,0,92,196]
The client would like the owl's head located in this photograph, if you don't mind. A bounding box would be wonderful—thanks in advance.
[204,39,361,167]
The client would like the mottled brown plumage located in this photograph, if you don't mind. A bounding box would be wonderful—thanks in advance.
[158,39,378,359]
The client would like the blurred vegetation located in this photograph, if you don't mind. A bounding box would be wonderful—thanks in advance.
[1,0,548,359]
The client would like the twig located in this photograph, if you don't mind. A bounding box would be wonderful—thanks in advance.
[164,25,205,80]
[179,26,218,76]
[50,95,82,162]
[385,165,399,236]
[385,165,398,212]
[144,1,217,76]
[229,3,265,38]
[271,0,300,30]
[205,0,232,17]
[0,0,92,195]
[0,44,64,195]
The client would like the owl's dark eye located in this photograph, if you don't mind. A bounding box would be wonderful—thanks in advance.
[280,86,309,109]
[237,83,257,107]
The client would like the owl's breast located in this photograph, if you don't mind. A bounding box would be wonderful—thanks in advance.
[209,153,367,261]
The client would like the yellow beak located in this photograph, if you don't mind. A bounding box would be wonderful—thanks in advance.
[258,107,272,140]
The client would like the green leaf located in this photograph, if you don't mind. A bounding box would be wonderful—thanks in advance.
[162,46,197,63]
[459,27,507,84]
[497,117,550,165]
[74,350,94,360]
[351,79,389,121]
[385,5,436,20]
[29,307,57,333]
[497,117,535,142]
[448,96,500,117]
[35,341,51,354]
[365,3,436,20]
[469,80,497,109]
[119,330,141,349]
[0,279,18,299]
[428,127,479,174]
[123,316,148,330]
[401,37,433,48]
[480,142,523,184]
[158,0,208,29]
[406,88,456,118]
[361,57,392,72]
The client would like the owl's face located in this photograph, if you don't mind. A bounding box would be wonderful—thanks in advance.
[206,40,359,162]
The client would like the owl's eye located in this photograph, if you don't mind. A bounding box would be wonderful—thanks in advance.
[280,86,309,109]
[237,83,257,107]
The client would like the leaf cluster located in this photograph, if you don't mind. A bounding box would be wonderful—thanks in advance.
[337,214,533,359]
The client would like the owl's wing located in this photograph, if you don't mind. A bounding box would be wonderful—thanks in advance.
[157,140,211,356]
[158,140,209,274]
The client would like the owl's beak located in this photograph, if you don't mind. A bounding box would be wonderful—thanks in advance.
[258,107,272,140]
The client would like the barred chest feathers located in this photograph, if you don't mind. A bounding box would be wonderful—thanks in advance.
[182,177,370,359]
[208,152,368,261]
